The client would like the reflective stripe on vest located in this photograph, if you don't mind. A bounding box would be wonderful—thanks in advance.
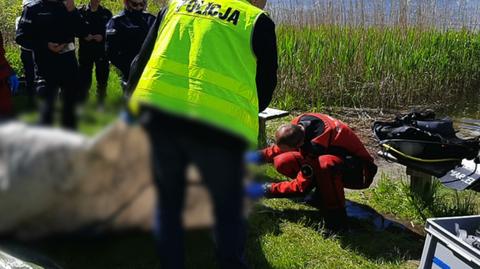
[130,0,265,145]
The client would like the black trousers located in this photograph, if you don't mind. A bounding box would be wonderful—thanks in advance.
[78,46,109,103]
[20,48,35,98]
[142,111,248,269]
[35,51,79,129]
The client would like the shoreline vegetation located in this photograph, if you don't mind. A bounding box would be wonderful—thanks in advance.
[1,0,479,113]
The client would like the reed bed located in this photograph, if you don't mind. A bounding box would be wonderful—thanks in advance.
[274,25,480,110]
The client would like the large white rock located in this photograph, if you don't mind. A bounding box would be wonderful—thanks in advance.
[0,121,157,239]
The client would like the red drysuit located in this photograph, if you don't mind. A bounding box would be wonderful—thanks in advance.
[0,32,14,117]
[261,113,377,211]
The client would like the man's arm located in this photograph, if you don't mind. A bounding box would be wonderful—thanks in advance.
[124,8,167,97]
[252,14,278,112]
[16,5,46,51]
[105,18,125,72]
[260,145,283,163]
[265,172,314,198]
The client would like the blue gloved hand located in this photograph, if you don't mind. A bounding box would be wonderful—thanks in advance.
[245,151,263,164]
[8,74,19,94]
[245,182,267,200]
[119,109,136,125]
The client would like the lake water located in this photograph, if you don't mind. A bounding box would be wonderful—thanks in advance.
[267,0,480,29]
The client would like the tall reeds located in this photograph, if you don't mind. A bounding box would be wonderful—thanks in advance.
[265,0,480,110]
[274,25,480,110]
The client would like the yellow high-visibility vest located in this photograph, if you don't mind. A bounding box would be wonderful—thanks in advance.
[130,0,266,145]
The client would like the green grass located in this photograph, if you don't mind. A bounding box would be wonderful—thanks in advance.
[347,174,480,226]
[247,199,423,269]
[5,197,424,269]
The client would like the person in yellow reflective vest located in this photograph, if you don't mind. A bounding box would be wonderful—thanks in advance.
[125,0,277,268]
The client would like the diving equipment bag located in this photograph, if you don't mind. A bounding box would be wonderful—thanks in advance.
[373,111,480,178]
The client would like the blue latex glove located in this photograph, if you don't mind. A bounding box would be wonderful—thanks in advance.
[245,182,267,200]
[8,74,19,94]
[245,151,263,164]
[119,109,136,125]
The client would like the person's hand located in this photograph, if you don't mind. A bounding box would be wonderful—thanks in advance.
[92,34,103,42]
[245,182,267,200]
[47,42,66,54]
[245,151,263,165]
[119,109,136,125]
[84,34,94,41]
[64,0,75,12]
[8,74,19,94]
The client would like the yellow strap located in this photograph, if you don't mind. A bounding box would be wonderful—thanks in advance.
[381,143,462,163]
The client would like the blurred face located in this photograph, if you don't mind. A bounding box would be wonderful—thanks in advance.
[126,0,145,11]
[251,0,267,9]
[90,0,100,6]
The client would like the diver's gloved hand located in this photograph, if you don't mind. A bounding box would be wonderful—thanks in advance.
[245,182,268,200]
[245,151,264,165]
[8,74,19,94]
[119,109,136,125]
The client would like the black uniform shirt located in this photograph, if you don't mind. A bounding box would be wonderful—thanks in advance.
[105,10,156,77]
[78,5,112,36]
[78,4,112,54]
[16,0,87,53]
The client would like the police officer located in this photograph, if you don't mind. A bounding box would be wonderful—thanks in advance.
[16,0,87,129]
[127,0,277,267]
[77,0,112,107]
[105,0,155,92]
